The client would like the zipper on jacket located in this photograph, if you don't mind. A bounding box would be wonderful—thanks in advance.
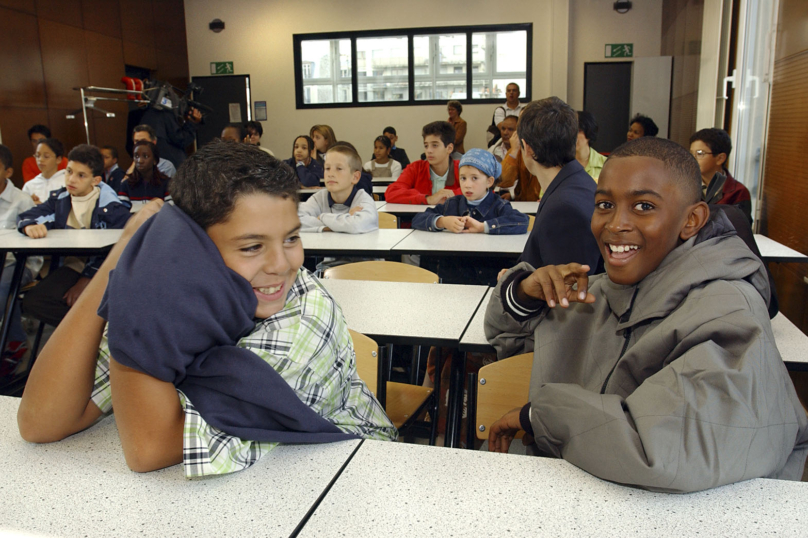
[600,287,640,394]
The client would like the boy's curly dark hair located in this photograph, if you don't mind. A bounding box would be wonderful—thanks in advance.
[171,140,298,230]
[67,144,104,177]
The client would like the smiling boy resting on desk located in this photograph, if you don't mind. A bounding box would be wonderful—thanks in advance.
[17,142,396,477]
[484,137,808,492]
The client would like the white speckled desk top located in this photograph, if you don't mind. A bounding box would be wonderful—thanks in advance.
[374,201,387,210]
[0,229,122,252]
[755,235,808,262]
[299,440,808,537]
[459,287,493,351]
[0,396,360,538]
[772,313,808,366]
[391,230,528,257]
[300,229,413,255]
[321,279,488,345]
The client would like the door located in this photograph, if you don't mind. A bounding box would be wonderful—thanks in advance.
[724,0,780,227]
[190,75,251,147]
[584,62,632,153]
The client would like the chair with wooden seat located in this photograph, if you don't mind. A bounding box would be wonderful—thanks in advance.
[377,212,399,229]
[467,353,532,447]
[528,215,535,231]
[323,261,438,283]
[350,329,437,443]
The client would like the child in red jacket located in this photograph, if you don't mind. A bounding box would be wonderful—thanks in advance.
[384,121,462,205]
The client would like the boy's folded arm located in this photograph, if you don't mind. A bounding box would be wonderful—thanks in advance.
[109,357,184,473]
[412,206,443,231]
[485,209,529,235]
[484,263,544,359]
[319,203,378,234]
[529,310,805,493]
[17,198,57,232]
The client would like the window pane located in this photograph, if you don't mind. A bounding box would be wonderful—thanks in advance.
[414,34,467,101]
[357,36,409,102]
[300,39,351,104]
[472,31,528,99]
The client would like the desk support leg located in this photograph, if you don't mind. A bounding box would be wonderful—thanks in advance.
[466,371,477,450]
[430,350,441,446]
[0,253,26,358]
[444,352,466,449]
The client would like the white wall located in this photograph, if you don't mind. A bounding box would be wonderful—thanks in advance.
[184,0,569,162]
[567,0,663,111]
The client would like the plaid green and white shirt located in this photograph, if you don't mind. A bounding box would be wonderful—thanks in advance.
[91,268,397,478]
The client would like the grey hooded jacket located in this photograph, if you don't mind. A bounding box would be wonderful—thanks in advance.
[484,211,808,492]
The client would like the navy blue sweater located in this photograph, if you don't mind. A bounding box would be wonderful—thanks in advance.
[412,191,528,234]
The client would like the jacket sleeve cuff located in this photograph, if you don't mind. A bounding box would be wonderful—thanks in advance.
[519,403,534,437]
[501,269,545,321]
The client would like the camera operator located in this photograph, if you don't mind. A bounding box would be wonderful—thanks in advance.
[139,104,202,169]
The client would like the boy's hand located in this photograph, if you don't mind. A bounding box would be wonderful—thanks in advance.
[437,216,465,233]
[519,263,596,308]
[349,206,362,216]
[121,199,163,242]
[426,189,454,205]
[497,268,509,281]
[488,407,524,454]
[24,224,48,239]
[63,276,91,307]
[508,132,520,157]
[31,194,41,204]
[461,216,485,233]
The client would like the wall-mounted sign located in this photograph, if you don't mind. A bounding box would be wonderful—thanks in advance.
[254,101,267,121]
[605,44,633,58]
[210,61,234,75]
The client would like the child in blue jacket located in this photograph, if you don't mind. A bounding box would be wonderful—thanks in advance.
[17,144,131,326]
[413,149,528,285]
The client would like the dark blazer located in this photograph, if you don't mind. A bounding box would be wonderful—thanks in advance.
[519,159,602,274]
[412,190,528,235]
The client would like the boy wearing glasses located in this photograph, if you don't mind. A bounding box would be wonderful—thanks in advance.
[689,128,752,223]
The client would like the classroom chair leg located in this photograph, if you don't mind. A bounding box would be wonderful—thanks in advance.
[429,351,442,446]
[409,345,422,385]
[444,353,466,448]
[466,371,477,449]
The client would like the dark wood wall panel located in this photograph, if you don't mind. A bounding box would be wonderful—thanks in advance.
[119,0,155,47]
[761,50,808,333]
[0,8,47,108]
[0,0,35,13]
[35,0,83,28]
[38,19,90,110]
[0,1,188,176]
[81,0,122,38]
[0,106,50,188]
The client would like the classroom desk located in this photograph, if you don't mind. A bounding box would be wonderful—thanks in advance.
[320,279,488,347]
[374,201,387,210]
[299,186,387,201]
[301,229,413,258]
[458,287,493,353]
[0,395,361,538]
[380,201,538,215]
[391,229,528,258]
[298,440,808,537]
[755,234,808,263]
[0,229,123,359]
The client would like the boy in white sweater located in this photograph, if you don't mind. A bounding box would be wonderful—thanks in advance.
[298,144,378,234]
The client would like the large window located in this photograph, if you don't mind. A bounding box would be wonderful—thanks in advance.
[293,24,531,108]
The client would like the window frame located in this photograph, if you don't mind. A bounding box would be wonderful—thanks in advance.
[293,23,532,109]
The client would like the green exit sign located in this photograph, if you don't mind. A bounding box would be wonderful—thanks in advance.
[605,44,633,58]
[210,61,234,75]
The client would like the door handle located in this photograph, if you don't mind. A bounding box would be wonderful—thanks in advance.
[722,69,737,99]
[746,70,760,98]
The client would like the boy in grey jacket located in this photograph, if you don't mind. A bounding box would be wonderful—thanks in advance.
[485,137,808,493]
[298,144,378,234]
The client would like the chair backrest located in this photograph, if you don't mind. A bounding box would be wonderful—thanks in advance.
[324,261,438,283]
[377,212,398,229]
[475,353,532,440]
[528,215,535,232]
[349,329,378,395]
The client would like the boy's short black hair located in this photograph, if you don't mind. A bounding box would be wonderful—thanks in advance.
[517,96,577,168]
[245,120,263,137]
[609,137,702,204]
[171,140,298,230]
[38,138,64,158]
[0,145,13,169]
[421,121,456,148]
[629,114,659,137]
[383,126,396,136]
[28,124,51,140]
[133,124,157,141]
[577,111,598,144]
[223,123,247,140]
[101,145,119,160]
[67,144,105,177]
[689,128,732,159]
